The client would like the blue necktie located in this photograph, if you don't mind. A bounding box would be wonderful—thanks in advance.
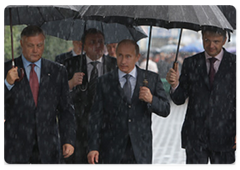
[123,74,132,103]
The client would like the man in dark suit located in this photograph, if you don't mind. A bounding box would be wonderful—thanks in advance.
[166,27,236,164]
[87,39,170,164]
[63,28,117,163]
[4,26,76,163]
[106,43,117,58]
[55,40,82,64]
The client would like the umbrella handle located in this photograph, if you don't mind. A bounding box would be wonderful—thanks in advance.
[16,68,25,82]
[173,61,178,72]
[11,64,25,82]
[143,79,148,87]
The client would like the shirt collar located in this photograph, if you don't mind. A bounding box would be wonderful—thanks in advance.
[86,54,103,64]
[21,54,42,69]
[72,50,78,57]
[205,48,224,62]
[118,66,137,79]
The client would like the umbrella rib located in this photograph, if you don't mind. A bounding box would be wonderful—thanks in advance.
[36,7,46,25]
[55,6,65,19]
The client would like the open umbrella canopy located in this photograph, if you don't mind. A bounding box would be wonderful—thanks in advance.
[218,5,236,30]
[4,5,81,82]
[77,5,233,73]
[4,5,80,26]
[78,5,233,31]
[41,19,147,43]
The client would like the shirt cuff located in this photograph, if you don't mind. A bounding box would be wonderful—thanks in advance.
[170,83,179,93]
[5,79,14,91]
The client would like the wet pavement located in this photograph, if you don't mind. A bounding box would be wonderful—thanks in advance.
[152,99,188,164]
[152,99,238,165]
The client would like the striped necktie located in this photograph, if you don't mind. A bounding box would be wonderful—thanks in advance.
[88,61,99,102]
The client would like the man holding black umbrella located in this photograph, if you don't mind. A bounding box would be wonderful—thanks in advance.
[4,26,76,163]
[63,28,117,163]
[166,27,236,164]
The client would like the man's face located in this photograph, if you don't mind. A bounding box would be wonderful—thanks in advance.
[106,43,117,57]
[72,40,82,55]
[116,42,140,74]
[20,33,45,63]
[84,33,104,60]
[202,31,226,57]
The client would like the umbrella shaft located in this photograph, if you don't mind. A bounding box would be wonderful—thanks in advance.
[174,28,183,63]
[9,8,15,66]
[145,25,152,71]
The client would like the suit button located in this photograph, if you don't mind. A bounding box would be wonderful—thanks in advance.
[128,119,131,122]
[128,105,131,108]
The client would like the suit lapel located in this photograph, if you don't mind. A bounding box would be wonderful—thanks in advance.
[102,55,111,74]
[131,67,144,103]
[112,69,125,100]
[198,53,211,90]
[213,50,233,86]
[37,59,51,106]
[16,56,35,107]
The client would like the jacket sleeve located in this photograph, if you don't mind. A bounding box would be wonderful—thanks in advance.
[150,73,170,117]
[170,58,189,105]
[88,77,103,152]
[57,65,76,147]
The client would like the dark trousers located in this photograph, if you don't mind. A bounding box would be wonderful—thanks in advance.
[186,148,235,164]
[3,136,42,165]
[120,137,136,164]
[29,137,41,164]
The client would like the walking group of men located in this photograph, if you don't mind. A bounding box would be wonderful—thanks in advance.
[4,25,236,164]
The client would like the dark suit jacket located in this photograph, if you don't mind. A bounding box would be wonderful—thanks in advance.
[170,49,236,152]
[4,56,76,163]
[55,51,73,64]
[88,67,170,164]
[63,54,117,163]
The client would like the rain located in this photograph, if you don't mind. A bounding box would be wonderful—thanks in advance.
[3,5,237,165]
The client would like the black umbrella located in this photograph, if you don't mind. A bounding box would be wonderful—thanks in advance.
[41,19,147,43]
[218,5,236,30]
[5,5,80,81]
[78,5,233,82]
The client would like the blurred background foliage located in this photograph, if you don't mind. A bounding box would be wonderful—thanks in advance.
[4,25,73,62]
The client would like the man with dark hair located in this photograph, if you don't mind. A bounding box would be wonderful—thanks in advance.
[55,40,83,64]
[87,39,170,164]
[63,28,117,163]
[106,43,118,58]
[4,25,76,163]
[166,27,236,164]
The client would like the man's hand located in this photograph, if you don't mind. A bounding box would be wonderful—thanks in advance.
[87,150,99,164]
[233,135,237,149]
[6,67,19,85]
[63,144,74,158]
[139,86,153,104]
[2,119,6,127]
[166,64,180,89]
[68,72,85,90]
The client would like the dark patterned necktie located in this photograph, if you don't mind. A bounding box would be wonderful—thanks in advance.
[88,61,99,102]
[123,74,132,103]
[29,64,39,106]
[209,57,217,89]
